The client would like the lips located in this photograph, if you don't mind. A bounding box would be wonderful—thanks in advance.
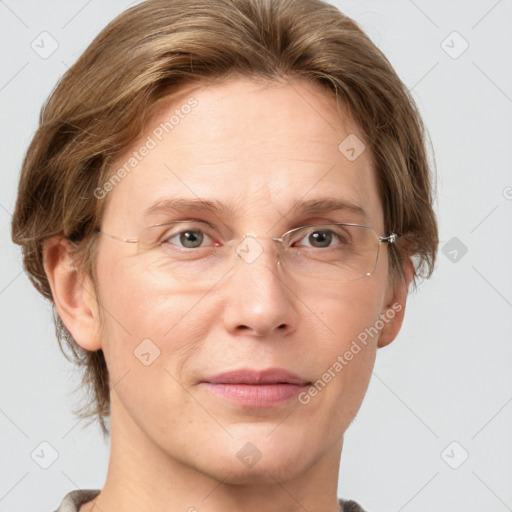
[201,367,311,386]
[200,368,312,407]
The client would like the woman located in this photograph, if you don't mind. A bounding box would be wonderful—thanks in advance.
[11,0,438,510]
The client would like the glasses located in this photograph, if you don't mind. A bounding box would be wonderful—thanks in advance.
[98,221,399,285]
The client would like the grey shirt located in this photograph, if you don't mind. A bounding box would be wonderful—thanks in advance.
[53,489,367,512]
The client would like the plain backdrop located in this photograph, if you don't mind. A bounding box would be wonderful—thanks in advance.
[1,1,511,511]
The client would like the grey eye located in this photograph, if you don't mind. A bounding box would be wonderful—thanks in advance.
[296,228,345,249]
[307,229,333,248]
[166,229,212,249]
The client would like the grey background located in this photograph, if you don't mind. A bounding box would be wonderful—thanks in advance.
[1,1,511,511]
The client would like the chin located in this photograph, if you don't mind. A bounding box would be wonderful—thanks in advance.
[213,455,311,486]
[197,433,315,485]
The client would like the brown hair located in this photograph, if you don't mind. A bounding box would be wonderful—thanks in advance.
[11,0,438,436]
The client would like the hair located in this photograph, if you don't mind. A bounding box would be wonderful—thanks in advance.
[11,0,439,436]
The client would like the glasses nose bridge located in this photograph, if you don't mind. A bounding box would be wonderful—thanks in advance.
[233,233,287,268]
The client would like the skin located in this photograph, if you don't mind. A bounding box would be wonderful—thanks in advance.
[44,77,411,512]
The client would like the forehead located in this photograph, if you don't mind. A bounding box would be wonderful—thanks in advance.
[101,77,384,233]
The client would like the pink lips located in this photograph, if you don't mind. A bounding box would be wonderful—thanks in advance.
[201,368,311,407]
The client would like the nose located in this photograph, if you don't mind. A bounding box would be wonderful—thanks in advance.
[221,236,298,338]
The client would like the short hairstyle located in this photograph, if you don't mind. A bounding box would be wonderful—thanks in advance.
[11,0,439,436]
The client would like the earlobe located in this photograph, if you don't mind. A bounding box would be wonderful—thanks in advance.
[43,236,102,352]
[377,259,414,348]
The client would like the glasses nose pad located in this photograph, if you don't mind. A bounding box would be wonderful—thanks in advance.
[274,239,285,268]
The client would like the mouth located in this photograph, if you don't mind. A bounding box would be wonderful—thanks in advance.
[200,368,312,407]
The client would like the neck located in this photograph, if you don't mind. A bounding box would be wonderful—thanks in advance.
[84,392,344,512]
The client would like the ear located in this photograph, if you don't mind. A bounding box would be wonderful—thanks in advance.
[377,258,414,348]
[43,236,102,351]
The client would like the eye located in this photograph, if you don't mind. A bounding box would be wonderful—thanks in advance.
[162,226,215,250]
[294,226,349,249]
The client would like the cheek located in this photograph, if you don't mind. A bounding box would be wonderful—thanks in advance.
[93,254,214,428]
[93,251,212,379]
[301,275,387,424]
[315,270,388,347]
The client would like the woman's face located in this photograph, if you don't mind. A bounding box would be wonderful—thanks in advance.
[91,77,404,483]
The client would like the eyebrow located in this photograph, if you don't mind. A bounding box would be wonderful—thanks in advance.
[143,197,368,223]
